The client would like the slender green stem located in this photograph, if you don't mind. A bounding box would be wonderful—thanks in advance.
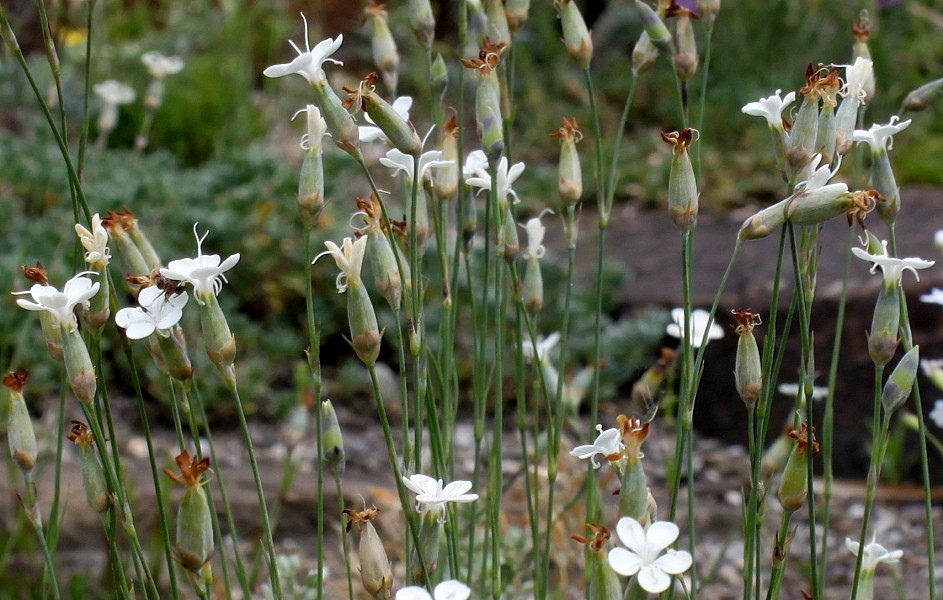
[303,228,325,599]
[335,475,355,600]
[693,29,713,179]
[77,1,94,179]
[22,474,62,600]
[604,75,638,216]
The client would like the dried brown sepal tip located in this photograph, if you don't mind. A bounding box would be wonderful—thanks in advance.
[787,423,820,456]
[730,308,761,335]
[342,72,380,111]
[21,262,48,285]
[343,504,381,533]
[616,414,650,460]
[460,37,506,75]
[852,12,870,43]
[845,189,881,228]
[661,128,694,149]
[362,0,388,24]
[66,420,94,446]
[550,117,583,142]
[663,0,699,19]
[798,63,823,98]
[571,523,610,553]
[3,370,29,393]
[164,450,211,488]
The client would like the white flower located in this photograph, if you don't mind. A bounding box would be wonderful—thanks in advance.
[852,116,912,154]
[402,474,478,522]
[360,96,413,143]
[851,240,934,286]
[795,153,847,196]
[465,156,525,205]
[93,80,136,105]
[920,288,943,305]
[523,332,560,364]
[74,214,111,265]
[159,224,240,304]
[777,382,829,401]
[462,149,489,179]
[263,14,343,85]
[141,51,184,79]
[14,273,100,332]
[313,236,367,293]
[396,580,471,600]
[666,308,724,348]
[608,517,693,594]
[841,57,873,101]
[844,538,903,572]
[521,210,552,260]
[379,147,452,185]
[570,424,624,468]
[115,285,188,340]
[292,105,327,150]
[741,89,796,129]
[930,400,943,428]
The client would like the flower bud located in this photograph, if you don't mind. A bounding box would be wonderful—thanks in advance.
[634,0,672,54]
[869,281,900,367]
[67,421,110,513]
[882,346,919,414]
[358,519,393,599]
[616,415,650,520]
[102,212,150,278]
[408,0,436,47]
[364,3,399,94]
[556,0,593,69]
[497,206,520,262]
[697,0,721,32]
[297,106,327,229]
[632,31,659,75]
[674,15,698,83]
[433,117,460,201]
[871,150,899,224]
[348,279,382,366]
[506,0,530,33]
[777,424,817,512]
[902,77,943,112]
[61,327,97,406]
[349,73,421,156]
[430,53,449,101]
[412,511,441,584]
[158,327,194,387]
[732,309,763,407]
[579,526,622,600]
[198,293,237,384]
[761,429,792,478]
[485,0,512,48]
[4,371,37,473]
[523,255,543,315]
[117,208,162,271]
[165,452,214,589]
[312,79,361,159]
[552,117,583,207]
[320,400,346,478]
[662,129,698,233]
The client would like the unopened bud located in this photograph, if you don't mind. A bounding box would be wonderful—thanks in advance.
[552,117,583,207]
[697,0,721,32]
[506,0,530,33]
[312,79,361,158]
[556,0,593,69]
[350,74,421,156]
[430,53,448,101]
[297,106,327,229]
[777,424,817,512]
[158,327,193,387]
[62,328,97,405]
[523,256,543,315]
[634,0,672,54]
[348,279,382,366]
[433,118,459,201]
[408,0,436,47]
[102,212,150,277]
[119,209,162,271]
[368,232,404,311]
[674,15,698,82]
[732,309,763,407]
[67,421,110,513]
[632,32,659,75]
[365,4,399,94]
[4,371,37,473]
[870,151,899,224]
[882,346,918,413]
[662,129,698,233]
[320,400,346,478]
[902,77,943,112]
[359,520,393,599]
[485,0,512,48]
[199,294,237,384]
[869,282,900,367]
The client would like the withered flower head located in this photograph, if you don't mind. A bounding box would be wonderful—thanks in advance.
[444,114,460,138]
[163,450,211,488]
[799,64,825,98]
[731,308,762,335]
[101,210,127,235]
[2,370,29,393]
[664,0,699,19]
[362,0,388,20]
[66,420,95,447]
[617,414,650,460]
[845,189,880,228]
[342,72,379,111]
[571,523,611,553]
[852,11,871,43]
[550,117,583,142]
[787,423,820,456]
[342,503,380,532]
[816,68,842,107]
[21,262,48,285]
[661,128,695,149]
[460,37,507,76]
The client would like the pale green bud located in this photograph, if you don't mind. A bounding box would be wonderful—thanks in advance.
[355,75,421,156]
[412,511,441,584]
[553,117,583,207]
[67,421,109,513]
[485,0,512,47]
[556,0,593,69]
[786,94,819,182]
[358,520,393,599]
[871,150,899,224]
[433,118,459,201]
[674,15,698,83]
[320,400,346,478]
[430,53,448,101]
[902,77,943,112]
[632,31,659,75]
[523,257,543,315]
[366,7,399,94]
[103,215,149,278]
[4,372,37,473]
[61,327,97,406]
[477,71,504,165]
[497,206,519,262]
[733,310,763,407]
[882,346,919,414]
[348,279,382,366]
[408,0,436,47]
[586,538,622,600]
[869,281,900,367]
[368,232,404,311]
[157,326,193,386]
[697,0,721,32]
[123,211,162,271]
[777,425,815,512]
[312,79,361,158]
[198,293,237,384]
[662,129,698,233]
[634,0,672,54]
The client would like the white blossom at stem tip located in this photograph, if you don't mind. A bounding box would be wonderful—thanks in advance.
[380,147,452,184]
[844,538,903,572]
[263,14,343,85]
[115,285,188,340]
[570,424,624,468]
[852,116,912,154]
[851,240,933,286]
[396,580,471,600]
[141,51,184,78]
[313,236,368,294]
[159,224,240,304]
[666,308,724,348]
[75,214,111,265]
[521,208,553,260]
[608,517,693,594]
[14,273,100,332]
[402,474,478,523]
[742,89,796,129]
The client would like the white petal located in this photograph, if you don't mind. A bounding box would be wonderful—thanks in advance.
[404,474,439,495]
[440,480,473,498]
[654,549,692,574]
[125,320,157,340]
[16,299,47,312]
[218,253,241,273]
[615,517,647,553]
[645,521,680,554]
[433,580,470,600]
[637,564,671,594]
[396,587,433,600]
[137,286,163,307]
[607,547,642,577]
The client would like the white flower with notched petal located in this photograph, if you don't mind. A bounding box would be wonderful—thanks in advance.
[402,474,478,523]
[396,580,471,600]
[462,149,489,179]
[93,80,136,106]
[570,424,624,468]
[929,400,943,428]
[293,104,328,150]
[666,308,723,348]
[115,285,188,340]
[851,240,933,286]
[159,224,240,304]
[741,89,796,130]
[141,51,184,79]
[313,236,368,294]
[360,96,413,143]
[521,210,552,260]
[920,288,943,305]
[14,273,100,332]
[844,538,903,572]
[75,214,111,266]
[263,14,343,85]
[465,156,525,205]
[795,153,847,196]
[852,116,912,154]
[522,332,559,364]
[608,517,693,593]
[841,57,873,101]
[380,147,452,185]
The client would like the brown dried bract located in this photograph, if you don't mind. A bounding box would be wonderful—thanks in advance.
[788,423,820,456]
[66,420,94,447]
[164,450,210,488]
[342,72,379,110]
[731,308,762,335]
[21,261,48,285]
[571,523,611,553]
[362,0,388,22]
[799,63,824,98]
[551,117,582,143]
[342,504,380,532]
[460,37,506,75]
[845,189,880,228]
[661,128,694,149]
[852,11,871,43]
[664,0,699,19]
[2,370,28,393]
